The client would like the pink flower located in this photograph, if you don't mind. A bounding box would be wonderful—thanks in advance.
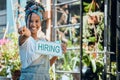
[0,39,9,45]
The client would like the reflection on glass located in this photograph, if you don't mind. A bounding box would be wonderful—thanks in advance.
[56,1,80,26]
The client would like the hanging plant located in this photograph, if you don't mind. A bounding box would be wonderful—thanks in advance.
[82,1,104,78]
[84,0,104,13]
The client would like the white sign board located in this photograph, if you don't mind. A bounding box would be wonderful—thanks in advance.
[36,40,62,56]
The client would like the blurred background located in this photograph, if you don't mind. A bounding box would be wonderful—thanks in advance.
[0,0,120,80]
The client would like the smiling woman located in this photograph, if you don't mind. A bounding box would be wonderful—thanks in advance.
[27,13,41,34]
[18,1,51,80]
[18,1,66,80]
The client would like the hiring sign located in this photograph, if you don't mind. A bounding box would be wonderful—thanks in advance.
[36,40,62,56]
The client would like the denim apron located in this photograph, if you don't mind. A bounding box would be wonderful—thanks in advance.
[19,55,50,80]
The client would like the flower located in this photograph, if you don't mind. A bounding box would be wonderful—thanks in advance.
[0,33,20,77]
[0,39,9,45]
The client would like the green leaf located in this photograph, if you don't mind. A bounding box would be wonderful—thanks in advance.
[88,37,96,42]
[91,59,96,73]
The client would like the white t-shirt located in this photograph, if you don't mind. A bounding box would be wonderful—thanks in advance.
[19,37,40,68]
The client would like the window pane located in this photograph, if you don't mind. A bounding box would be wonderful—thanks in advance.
[0,0,6,10]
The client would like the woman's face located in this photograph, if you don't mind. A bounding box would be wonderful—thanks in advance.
[27,13,41,34]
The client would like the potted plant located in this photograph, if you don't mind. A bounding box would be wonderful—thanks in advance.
[0,32,21,80]
[82,9,104,79]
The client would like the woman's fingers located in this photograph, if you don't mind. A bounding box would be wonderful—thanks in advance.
[18,26,26,36]
[62,43,67,54]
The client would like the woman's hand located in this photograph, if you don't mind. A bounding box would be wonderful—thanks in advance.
[50,43,67,66]
[61,43,67,54]
[18,26,31,46]
[18,26,31,37]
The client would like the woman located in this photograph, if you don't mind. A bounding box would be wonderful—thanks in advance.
[18,1,66,80]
